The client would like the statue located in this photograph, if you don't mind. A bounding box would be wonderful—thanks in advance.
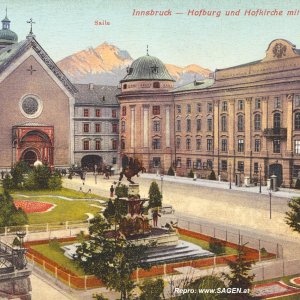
[119,155,146,184]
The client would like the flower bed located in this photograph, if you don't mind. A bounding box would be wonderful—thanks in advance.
[14,200,54,213]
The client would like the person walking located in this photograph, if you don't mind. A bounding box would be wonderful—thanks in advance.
[110,185,114,198]
[152,209,161,227]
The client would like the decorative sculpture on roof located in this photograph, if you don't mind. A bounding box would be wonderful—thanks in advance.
[273,43,287,59]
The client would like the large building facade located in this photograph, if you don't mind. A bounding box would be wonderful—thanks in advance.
[118,39,300,187]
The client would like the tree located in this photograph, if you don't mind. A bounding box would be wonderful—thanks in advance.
[188,169,194,178]
[139,278,164,300]
[209,170,217,180]
[148,181,162,209]
[115,184,129,198]
[76,215,149,300]
[10,161,30,188]
[167,167,175,176]
[222,244,255,300]
[285,198,300,232]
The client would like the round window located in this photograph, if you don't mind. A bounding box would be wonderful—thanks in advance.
[19,95,43,118]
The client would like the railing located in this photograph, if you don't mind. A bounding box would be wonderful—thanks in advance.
[263,127,287,138]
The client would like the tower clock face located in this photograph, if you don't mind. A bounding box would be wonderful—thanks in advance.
[19,95,43,118]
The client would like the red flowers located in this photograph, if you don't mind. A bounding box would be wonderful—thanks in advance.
[14,200,54,213]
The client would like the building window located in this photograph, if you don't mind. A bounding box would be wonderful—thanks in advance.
[112,109,117,118]
[83,123,90,133]
[95,123,101,133]
[295,141,300,154]
[153,105,160,115]
[186,138,191,150]
[237,115,244,132]
[176,158,181,168]
[295,95,300,107]
[122,106,126,116]
[83,140,89,150]
[123,84,127,89]
[112,157,117,164]
[187,104,191,114]
[112,123,118,133]
[237,161,244,172]
[295,113,300,130]
[273,113,281,128]
[254,114,261,131]
[153,120,160,132]
[221,160,227,171]
[153,82,160,88]
[195,159,202,169]
[153,157,161,168]
[207,102,213,113]
[238,139,244,152]
[83,109,89,117]
[221,115,227,132]
[196,138,201,150]
[207,118,213,131]
[221,139,227,152]
[176,120,181,132]
[186,119,191,132]
[197,103,202,113]
[255,98,261,109]
[293,165,300,177]
[274,96,281,109]
[254,139,261,152]
[207,160,213,169]
[121,121,125,132]
[254,162,259,174]
[196,119,201,131]
[238,100,244,110]
[222,101,227,112]
[273,139,281,153]
[121,139,125,150]
[112,140,117,150]
[152,138,161,149]
[95,109,101,117]
[186,158,192,168]
[176,138,181,149]
[177,105,181,114]
[95,140,101,150]
[207,139,213,151]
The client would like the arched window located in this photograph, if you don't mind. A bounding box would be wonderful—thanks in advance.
[221,115,227,132]
[273,113,281,128]
[254,114,261,131]
[295,113,300,130]
[121,139,125,150]
[186,138,191,150]
[237,115,244,132]
[122,106,126,116]
[153,82,160,88]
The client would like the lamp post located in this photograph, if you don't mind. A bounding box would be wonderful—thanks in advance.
[229,163,232,189]
[259,164,262,193]
[268,188,272,219]
[94,165,97,184]
[160,174,164,198]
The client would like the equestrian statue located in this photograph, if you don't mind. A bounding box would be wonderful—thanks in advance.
[119,154,146,184]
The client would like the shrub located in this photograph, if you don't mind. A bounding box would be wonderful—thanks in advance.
[167,167,175,176]
[2,174,14,190]
[33,165,51,189]
[92,294,109,300]
[209,170,217,180]
[139,278,164,300]
[10,161,30,188]
[49,238,60,250]
[295,179,300,189]
[115,184,128,198]
[48,174,62,190]
[148,181,162,209]
[209,238,225,255]
[188,169,194,178]
[23,172,37,190]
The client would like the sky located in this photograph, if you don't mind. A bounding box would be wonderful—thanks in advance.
[2,0,300,70]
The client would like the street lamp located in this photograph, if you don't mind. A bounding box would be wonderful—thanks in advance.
[268,188,272,219]
[229,163,232,189]
[259,164,262,193]
[94,165,97,184]
[160,174,164,198]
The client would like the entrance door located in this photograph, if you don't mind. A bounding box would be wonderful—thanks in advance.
[81,155,102,171]
[269,163,283,186]
[22,150,37,166]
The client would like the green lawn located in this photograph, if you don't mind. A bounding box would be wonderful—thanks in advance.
[179,234,237,256]
[31,242,86,276]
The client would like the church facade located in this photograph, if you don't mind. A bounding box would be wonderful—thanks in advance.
[118,39,300,187]
[0,14,76,169]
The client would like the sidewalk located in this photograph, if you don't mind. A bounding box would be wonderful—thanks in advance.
[140,173,300,199]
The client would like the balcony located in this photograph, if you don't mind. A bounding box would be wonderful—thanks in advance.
[263,128,287,139]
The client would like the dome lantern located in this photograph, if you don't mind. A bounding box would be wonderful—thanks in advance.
[0,9,18,50]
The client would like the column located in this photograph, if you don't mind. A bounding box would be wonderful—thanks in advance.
[165,105,170,148]
[245,97,252,177]
[130,106,135,149]
[286,94,293,155]
[143,105,149,148]
[261,96,269,156]
[228,99,235,156]
[213,100,219,155]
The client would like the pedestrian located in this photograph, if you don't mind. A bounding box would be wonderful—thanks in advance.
[1,170,4,179]
[110,185,114,197]
[152,209,161,227]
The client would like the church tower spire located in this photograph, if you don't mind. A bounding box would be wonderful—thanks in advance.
[0,8,18,50]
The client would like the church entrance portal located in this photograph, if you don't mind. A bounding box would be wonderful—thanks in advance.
[22,150,38,166]
[81,155,102,171]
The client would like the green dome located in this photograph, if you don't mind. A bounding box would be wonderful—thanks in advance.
[121,55,174,82]
[0,29,18,42]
